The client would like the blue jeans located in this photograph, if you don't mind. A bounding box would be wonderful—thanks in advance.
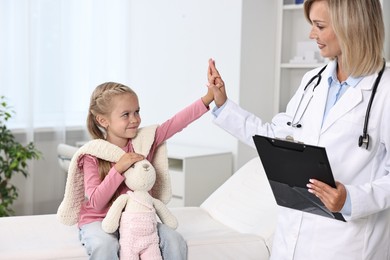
[79,221,187,260]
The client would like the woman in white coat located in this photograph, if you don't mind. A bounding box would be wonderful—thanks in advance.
[207,0,390,259]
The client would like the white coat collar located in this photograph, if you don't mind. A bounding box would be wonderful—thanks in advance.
[321,65,379,133]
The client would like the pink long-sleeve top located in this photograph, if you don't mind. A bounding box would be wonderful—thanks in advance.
[78,98,209,227]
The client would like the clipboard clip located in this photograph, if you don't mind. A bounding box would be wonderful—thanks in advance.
[276,135,304,144]
[270,136,306,152]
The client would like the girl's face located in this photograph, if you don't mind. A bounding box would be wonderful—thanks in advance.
[308,1,341,59]
[102,93,141,147]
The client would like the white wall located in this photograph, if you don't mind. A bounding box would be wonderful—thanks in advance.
[125,0,242,155]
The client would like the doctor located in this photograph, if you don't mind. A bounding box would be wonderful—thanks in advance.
[207,0,390,259]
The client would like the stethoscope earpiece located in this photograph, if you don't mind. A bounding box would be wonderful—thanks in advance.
[287,122,302,128]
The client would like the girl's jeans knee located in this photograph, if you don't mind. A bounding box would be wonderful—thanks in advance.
[79,221,187,260]
[158,223,187,260]
[79,221,119,260]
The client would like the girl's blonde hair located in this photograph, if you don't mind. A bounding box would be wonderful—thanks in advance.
[304,0,385,77]
[87,82,138,181]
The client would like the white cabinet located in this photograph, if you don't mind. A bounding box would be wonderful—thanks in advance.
[274,0,390,113]
[166,144,233,207]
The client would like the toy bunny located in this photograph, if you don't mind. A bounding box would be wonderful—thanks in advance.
[101,127,178,260]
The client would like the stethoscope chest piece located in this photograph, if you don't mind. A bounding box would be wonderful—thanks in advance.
[357,59,386,149]
[358,134,369,149]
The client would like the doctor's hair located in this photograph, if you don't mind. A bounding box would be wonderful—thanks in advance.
[87,82,138,182]
[304,0,385,77]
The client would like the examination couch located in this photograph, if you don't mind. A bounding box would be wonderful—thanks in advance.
[0,144,278,260]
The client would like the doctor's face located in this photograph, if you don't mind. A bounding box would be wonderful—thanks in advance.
[308,1,341,59]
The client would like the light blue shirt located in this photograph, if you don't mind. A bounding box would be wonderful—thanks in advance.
[211,101,227,117]
[323,61,363,122]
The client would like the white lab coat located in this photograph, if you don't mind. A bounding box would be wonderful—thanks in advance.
[213,60,390,260]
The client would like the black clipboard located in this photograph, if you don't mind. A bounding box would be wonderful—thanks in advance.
[253,135,346,222]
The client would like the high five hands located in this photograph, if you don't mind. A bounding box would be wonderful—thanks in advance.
[207,58,227,107]
[207,59,347,214]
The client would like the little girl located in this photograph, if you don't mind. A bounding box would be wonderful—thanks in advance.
[78,82,213,259]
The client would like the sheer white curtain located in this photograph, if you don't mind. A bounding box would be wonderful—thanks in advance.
[0,0,132,215]
[1,0,132,129]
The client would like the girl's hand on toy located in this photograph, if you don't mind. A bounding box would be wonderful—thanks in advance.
[114,152,145,174]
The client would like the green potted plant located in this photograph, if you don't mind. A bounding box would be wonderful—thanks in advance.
[0,96,41,217]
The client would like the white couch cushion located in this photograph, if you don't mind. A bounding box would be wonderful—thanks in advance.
[171,207,270,260]
[0,214,87,260]
[200,157,277,248]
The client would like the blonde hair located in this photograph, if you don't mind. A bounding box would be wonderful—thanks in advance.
[304,0,385,77]
[87,82,138,181]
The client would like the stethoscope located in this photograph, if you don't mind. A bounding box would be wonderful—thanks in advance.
[287,60,386,149]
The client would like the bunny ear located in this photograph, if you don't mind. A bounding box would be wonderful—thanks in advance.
[131,124,158,156]
[150,140,171,204]
[57,139,125,226]
[132,125,171,204]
